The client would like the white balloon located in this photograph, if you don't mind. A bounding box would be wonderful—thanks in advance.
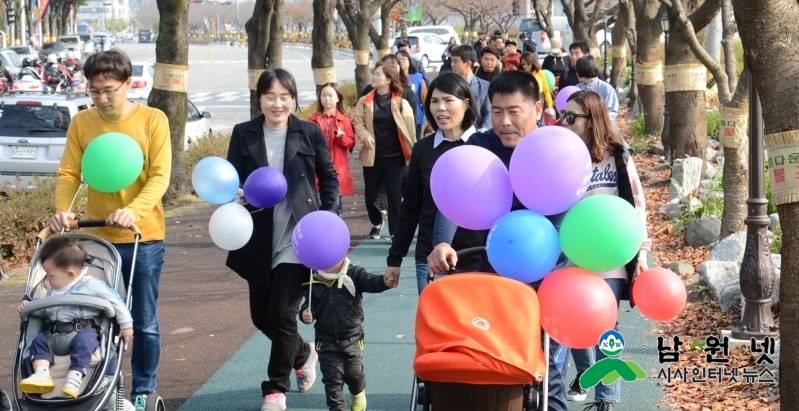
[209,203,254,250]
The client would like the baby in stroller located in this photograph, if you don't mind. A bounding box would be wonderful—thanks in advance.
[299,255,393,411]
[17,235,133,399]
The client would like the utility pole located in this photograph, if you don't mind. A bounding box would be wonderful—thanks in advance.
[524,0,530,18]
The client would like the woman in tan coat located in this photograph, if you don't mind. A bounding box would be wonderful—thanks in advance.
[353,60,416,239]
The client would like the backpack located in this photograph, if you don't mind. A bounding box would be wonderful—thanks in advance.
[44,64,61,82]
[613,142,640,307]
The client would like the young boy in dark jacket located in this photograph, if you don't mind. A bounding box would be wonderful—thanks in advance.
[299,257,391,411]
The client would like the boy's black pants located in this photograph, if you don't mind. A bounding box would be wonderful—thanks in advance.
[317,338,366,411]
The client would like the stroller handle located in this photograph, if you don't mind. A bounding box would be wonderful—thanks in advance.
[37,219,142,241]
[446,246,487,274]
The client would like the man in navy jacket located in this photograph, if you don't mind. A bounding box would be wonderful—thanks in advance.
[426,70,570,411]
[448,45,492,131]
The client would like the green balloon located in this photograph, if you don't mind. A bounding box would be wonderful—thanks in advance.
[82,132,144,193]
[560,194,644,272]
[544,70,556,90]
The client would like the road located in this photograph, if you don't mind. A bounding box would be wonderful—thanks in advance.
[117,43,442,135]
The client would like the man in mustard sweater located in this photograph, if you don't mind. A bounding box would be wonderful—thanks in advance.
[48,49,171,410]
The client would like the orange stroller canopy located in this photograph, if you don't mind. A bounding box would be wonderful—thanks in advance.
[414,273,546,385]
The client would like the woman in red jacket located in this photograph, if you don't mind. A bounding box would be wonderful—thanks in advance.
[308,83,356,215]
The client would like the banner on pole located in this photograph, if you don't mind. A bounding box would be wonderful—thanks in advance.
[405,0,422,22]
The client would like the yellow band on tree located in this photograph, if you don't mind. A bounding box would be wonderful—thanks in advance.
[664,64,706,92]
[313,67,338,85]
[377,48,392,59]
[765,130,799,206]
[248,69,266,91]
[719,107,748,149]
[354,50,370,65]
[589,47,601,59]
[610,46,627,59]
[635,61,663,85]
[153,63,189,93]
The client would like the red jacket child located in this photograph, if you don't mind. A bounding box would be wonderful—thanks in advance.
[308,110,356,196]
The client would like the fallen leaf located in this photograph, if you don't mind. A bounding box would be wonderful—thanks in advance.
[395,334,405,339]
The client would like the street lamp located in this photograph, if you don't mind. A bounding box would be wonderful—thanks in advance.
[660,12,671,163]
[731,73,778,340]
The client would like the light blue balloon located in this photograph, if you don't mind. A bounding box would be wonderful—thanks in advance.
[192,156,240,204]
[486,210,561,283]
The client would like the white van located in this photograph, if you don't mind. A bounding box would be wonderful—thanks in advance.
[407,26,460,45]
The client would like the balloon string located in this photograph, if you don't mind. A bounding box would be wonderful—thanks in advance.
[63,181,86,235]
[307,268,313,315]
[250,209,263,214]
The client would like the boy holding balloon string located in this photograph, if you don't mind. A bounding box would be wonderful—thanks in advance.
[298,255,392,411]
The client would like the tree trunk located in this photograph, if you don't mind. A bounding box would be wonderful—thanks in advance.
[730,2,799,406]
[719,65,749,238]
[609,1,633,88]
[561,0,604,53]
[337,0,384,94]
[632,0,664,134]
[719,0,738,92]
[245,0,281,118]
[311,0,335,94]
[149,0,190,203]
[663,0,719,163]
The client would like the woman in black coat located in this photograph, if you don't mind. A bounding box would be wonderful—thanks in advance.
[225,69,339,410]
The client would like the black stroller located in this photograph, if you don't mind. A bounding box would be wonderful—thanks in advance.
[12,220,165,411]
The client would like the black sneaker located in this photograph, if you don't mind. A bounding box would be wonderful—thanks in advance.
[567,372,587,401]
[368,224,382,239]
[582,401,614,411]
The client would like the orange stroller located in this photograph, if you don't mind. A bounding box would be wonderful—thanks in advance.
[410,247,548,411]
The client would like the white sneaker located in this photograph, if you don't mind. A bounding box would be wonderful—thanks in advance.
[261,392,287,411]
[19,369,55,394]
[61,370,83,398]
[295,342,318,392]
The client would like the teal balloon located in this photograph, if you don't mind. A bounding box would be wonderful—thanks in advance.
[559,194,644,272]
[82,132,144,193]
[192,156,240,204]
[543,70,556,90]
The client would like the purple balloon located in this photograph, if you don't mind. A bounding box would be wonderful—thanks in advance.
[292,211,350,270]
[509,126,592,216]
[555,86,582,112]
[243,167,288,209]
[430,145,514,230]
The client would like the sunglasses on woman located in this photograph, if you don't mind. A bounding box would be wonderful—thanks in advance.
[562,111,590,125]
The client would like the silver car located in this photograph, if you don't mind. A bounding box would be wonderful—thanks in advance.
[0,50,23,77]
[391,34,449,68]
[9,46,38,63]
[0,92,94,190]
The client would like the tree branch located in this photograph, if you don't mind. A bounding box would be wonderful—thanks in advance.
[720,0,737,91]
[662,0,730,103]
[688,0,720,31]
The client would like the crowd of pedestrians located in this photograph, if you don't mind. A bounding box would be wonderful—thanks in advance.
[10,33,642,411]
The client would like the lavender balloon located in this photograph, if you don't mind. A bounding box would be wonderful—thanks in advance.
[430,145,514,230]
[509,126,592,216]
[555,86,582,112]
[243,167,288,209]
[292,211,350,270]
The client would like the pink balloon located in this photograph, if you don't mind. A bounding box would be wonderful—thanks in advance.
[555,86,582,112]
[430,145,513,230]
[509,126,592,215]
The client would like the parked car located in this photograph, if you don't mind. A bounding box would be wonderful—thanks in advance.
[40,42,68,60]
[79,34,94,55]
[407,26,461,45]
[127,62,154,99]
[132,98,212,151]
[58,35,83,60]
[391,34,449,68]
[9,45,38,62]
[0,49,23,77]
[0,91,94,191]
[518,16,572,56]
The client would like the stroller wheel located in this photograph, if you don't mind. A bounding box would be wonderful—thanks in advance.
[523,384,538,411]
[145,393,165,411]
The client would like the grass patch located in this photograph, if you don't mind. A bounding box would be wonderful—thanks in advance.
[185,133,232,181]
[1,176,87,268]
[707,110,720,138]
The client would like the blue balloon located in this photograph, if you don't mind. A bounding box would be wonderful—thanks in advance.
[486,210,561,283]
[192,156,240,204]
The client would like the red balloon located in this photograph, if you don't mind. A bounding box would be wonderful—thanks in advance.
[538,267,618,349]
[632,267,687,321]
